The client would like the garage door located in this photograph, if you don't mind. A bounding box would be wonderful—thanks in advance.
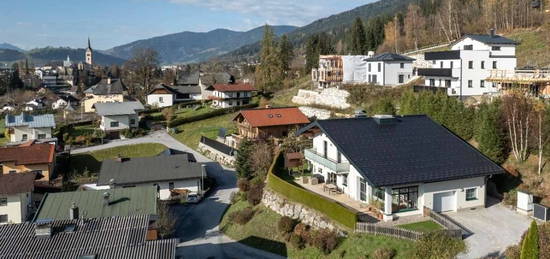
[433,191,456,212]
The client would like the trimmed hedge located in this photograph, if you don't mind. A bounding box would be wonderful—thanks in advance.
[267,153,358,230]
[167,102,259,128]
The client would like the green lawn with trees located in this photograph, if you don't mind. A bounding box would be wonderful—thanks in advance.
[170,112,236,149]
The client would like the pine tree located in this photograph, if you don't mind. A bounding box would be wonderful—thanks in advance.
[278,34,293,75]
[520,220,539,259]
[305,35,320,73]
[235,139,253,179]
[255,24,282,92]
[349,17,368,54]
[476,101,506,164]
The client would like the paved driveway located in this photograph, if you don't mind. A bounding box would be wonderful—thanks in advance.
[445,201,531,259]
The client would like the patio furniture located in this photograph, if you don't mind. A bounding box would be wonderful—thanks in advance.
[311,176,319,185]
[302,176,309,184]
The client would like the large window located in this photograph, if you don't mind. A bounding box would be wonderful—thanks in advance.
[468,80,473,88]
[398,75,404,84]
[359,178,367,202]
[0,215,7,223]
[392,186,418,213]
[0,197,6,206]
[480,80,485,88]
[466,188,478,201]
[110,121,119,128]
[38,134,46,139]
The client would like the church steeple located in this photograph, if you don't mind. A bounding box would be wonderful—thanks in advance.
[85,37,93,65]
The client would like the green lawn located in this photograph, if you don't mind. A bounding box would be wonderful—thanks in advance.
[149,105,216,121]
[69,143,167,176]
[67,123,97,137]
[221,200,415,259]
[397,220,443,233]
[170,113,236,149]
[509,29,550,67]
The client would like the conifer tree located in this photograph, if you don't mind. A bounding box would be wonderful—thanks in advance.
[235,139,253,179]
[255,24,282,92]
[520,220,539,259]
[278,34,293,75]
[349,17,368,54]
[476,101,506,164]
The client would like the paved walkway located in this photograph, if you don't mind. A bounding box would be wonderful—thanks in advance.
[445,201,531,259]
[71,131,284,259]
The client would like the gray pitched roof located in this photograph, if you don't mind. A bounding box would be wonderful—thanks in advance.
[0,215,177,259]
[85,78,126,95]
[461,34,517,45]
[5,113,56,128]
[97,153,204,186]
[366,52,415,62]
[200,72,234,86]
[176,71,200,85]
[298,115,504,187]
[172,85,202,94]
[94,101,144,116]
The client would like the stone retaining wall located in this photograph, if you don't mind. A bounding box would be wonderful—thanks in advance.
[292,88,351,110]
[261,189,345,234]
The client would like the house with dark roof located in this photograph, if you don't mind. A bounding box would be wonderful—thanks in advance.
[83,78,127,112]
[93,101,144,137]
[206,83,255,108]
[298,115,504,221]
[5,113,56,144]
[365,52,415,86]
[418,29,518,97]
[0,215,177,258]
[96,152,206,200]
[0,142,56,181]
[146,83,202,108]
[34,186,157,221]
[231,106,310,147]
[0,172,38,224]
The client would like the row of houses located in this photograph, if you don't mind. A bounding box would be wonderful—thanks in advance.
[313,30,550,98]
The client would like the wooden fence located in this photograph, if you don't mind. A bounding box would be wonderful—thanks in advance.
[426,209,464,239]
[356,222,423,240]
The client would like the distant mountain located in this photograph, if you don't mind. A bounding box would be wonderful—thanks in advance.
[107,25,297,64]
[0,43,23,52]
[221,0,414,61]
[0,47,126,66]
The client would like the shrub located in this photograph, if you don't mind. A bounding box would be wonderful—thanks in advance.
[247,181,264,206]
[505,245,520,259]
[503,189,518,207]
[309,229,339,255]
[372,247,396,259]
[229,207,255,225]
[278,216,297,234]
[520,221,539,259]
[293,223,309,237]
[413,231,467,259]
[289,233,305,249]
[237,178,250,192]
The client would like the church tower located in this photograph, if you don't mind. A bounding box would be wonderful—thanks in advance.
[85,37,93,65]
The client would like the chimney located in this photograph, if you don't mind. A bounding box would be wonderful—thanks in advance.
[34,218,53,239]
[107,77,112,84]
[103,192,111,206]
[109,178,116,188]
[69,202,79,220]
[373,114,397,125]
[490,28,495,37]
[265,105,272,109]
[367,51,375,58]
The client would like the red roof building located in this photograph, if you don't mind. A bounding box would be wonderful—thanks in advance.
[207,83,255,108]
[232,107,310,145]
[0,142,56,181]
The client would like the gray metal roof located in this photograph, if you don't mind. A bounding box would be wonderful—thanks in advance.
[366,52,415,62]
[172,85,202,94]
[94,101,144,116]
[5,113,56,128]
[461,34,517,45]
[0,215,177,259]
[176,71,200,85]
[84,79,126,95]
[97,153,204,186]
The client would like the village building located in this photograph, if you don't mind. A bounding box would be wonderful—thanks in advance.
[146,83,202,108]
[418,30,517,97]
[4,113,56,144]
[298,115,504,221]
[83,78,126,113]
[0,173,37,224]
[94,101,144,137]
[365,53,415,86]
[0,142,56,181]
[206,83,255,108]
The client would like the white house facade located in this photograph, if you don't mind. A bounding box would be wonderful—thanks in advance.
[0,173,36,224]
[207,83,255,108]
[147,84,202,108]
[418,31,517,97]
[5,113,56,143]
[93,101,144,135]
[300,115,502,221]
[365,53,415,86]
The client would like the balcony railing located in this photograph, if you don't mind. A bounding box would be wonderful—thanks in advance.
[304,149,350,172]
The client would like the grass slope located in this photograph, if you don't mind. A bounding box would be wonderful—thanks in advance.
[170,112,236,149]
[221,200,415,259]
[508,28,550,67]
[397,220,443,233]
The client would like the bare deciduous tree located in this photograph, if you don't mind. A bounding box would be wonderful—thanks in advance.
[502,92,533,162]
[123,48,160,98]
[157,202,176,239]
[251,141,274,177]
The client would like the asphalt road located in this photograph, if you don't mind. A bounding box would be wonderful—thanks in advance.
[71,131,284,259]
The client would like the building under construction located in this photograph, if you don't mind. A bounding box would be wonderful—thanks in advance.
[486,68,550,98]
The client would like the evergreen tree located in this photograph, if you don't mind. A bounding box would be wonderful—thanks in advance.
[520,220,539,259]
[476,101,506,164]
[278,34,293,75]
[255,24,282,92]
[370,97,396,115]
[305,35,320,73]
[235,139,253,179]
[349,17,368,55]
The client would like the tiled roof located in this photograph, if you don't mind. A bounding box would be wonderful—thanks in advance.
[0,215,177,259]
[298,115,504,187]
[235,107,310,128]
[34,186,157,221]
[366,52,415,62]
[211,83,255,92]
[94,101,144,116]
[97,153,204,186]
[0,172,36,195]
[5,113,56,128]
[0,143,55,165]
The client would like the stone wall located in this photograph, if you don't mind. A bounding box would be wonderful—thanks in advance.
[197,142,235,167]
[292,88,351,110]
[298,106,331,120]
[262,189,345,234]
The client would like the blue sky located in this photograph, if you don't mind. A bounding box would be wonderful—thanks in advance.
[0,0,371,50]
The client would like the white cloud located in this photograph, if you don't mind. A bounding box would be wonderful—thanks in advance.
[166,0,332,26]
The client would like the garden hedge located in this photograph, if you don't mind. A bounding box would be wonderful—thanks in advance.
[167,102,258,128]
[266,153,358,230]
